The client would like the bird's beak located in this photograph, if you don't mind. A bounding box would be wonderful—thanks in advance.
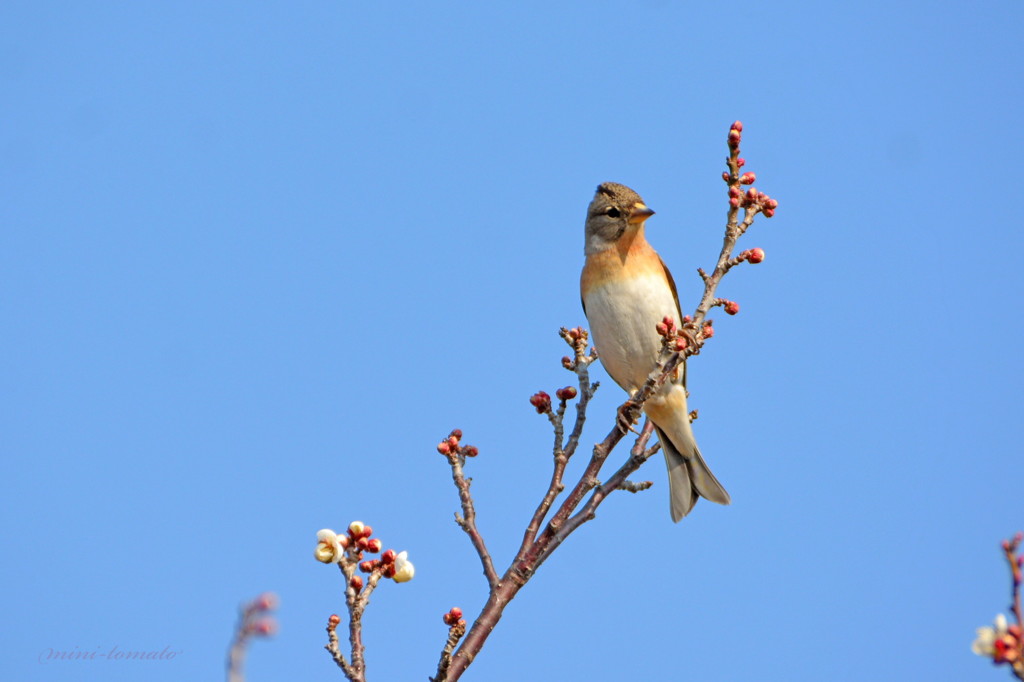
[628,203,655,224]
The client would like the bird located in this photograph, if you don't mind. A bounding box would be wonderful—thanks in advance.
[580,182,730,522]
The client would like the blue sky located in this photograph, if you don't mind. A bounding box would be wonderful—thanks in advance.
[3,2,1022,681]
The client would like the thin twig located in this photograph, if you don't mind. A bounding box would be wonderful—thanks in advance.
[445,445,499,589]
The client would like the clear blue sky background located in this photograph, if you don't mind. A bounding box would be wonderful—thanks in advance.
[3,3,1022,681]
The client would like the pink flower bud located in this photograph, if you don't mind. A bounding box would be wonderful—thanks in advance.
[252,618,277,637]
[437,441,451,455]
[739,172,756,185]
[702,324,714,339]
[655,322,668,336]
[556,386,577,400]
[463,445,479,457]
[681,315,692,323]
[449,607,463,620]
[1004,540,1012,551]
[350,576,363,591]
[329,614,341,627]
[662,316,675,331]
[359,560,376,573]
[729,197,740,208]
[728,129,740,146]
[365,538,382,553]
[450,429,462,440]
[253,592,278,611]
[765,198,779,210]
[737,158,746,167]
[728,186,742,198]
[443,612,455,625]
[447,436,459,450]
[724,301,740,315]
[721,171,731,182]
[674,337,688,351]
[356,537,369,551]
[763,208,775,218]
[567,328,580,340]
[747,248,765,264]
[731,120,743,132]
[381,549,396,564]
[361,525,373,538]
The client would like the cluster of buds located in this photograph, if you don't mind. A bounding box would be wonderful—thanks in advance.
[314,521,415,584]
[358,547,414,582]
[702,320,714,339]
[560,326,591,363]
[972,533,1024,676]
[723,121,778,219]
[442,607,465,627]
[727,185,779,217]
[738,248,765,264]
[240,592,278,638]
[437,429,478,457]
[654,316,689,352]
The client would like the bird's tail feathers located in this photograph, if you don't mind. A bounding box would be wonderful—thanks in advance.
[655,425,731,523]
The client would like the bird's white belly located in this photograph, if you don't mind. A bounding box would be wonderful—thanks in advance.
[583,272,680,393]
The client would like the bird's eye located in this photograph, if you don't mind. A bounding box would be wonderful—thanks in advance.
[606,207,621,218]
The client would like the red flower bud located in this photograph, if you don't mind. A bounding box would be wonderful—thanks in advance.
[350,576,363,591]
[383,564,396,578]
[463,445,479,457]
[381,549,396,564]
[443,612,455,625]
[724,301,740,315]
[702,324,714,339]
[529,391,552,413]
[655,322,668,336]
[765,198,779,210]
[739,172,756,185]
[556,386,578,400]
[450,429,462,440]
[674,337,688,351]
[747,248,765,264]
[731,120,743,132]
[729,197,740,208]
[567,328,580,340]
[449,607,463,620]
[721,171,731,183]
[561,355,573,369]
[1003,540,1011,551]
[338,535,350,549]
[437,441,451,455]
[447,436,459,450]
[361,525,373,538]
[329,614,342,627]
[356,537,369,551]
[737,158,746,167]
[728,129,741,146]
[359,560,376,573]
[681,315,692,323]
[728,186,742,198]
[365,538,382,553]
[763,208,775,218]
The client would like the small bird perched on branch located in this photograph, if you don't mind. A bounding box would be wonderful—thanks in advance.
[580,182,730,521]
